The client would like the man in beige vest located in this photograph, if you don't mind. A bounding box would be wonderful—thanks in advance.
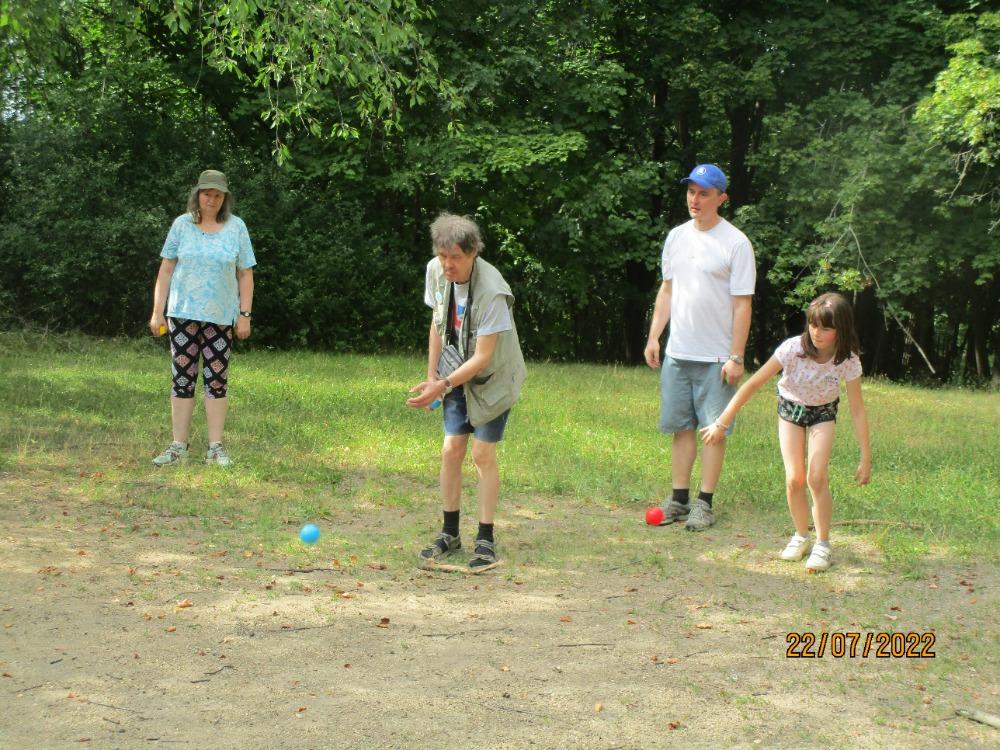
[407,213,527,571]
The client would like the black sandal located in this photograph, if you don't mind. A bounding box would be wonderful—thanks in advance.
[418,531,461,562]
[468,539,500,571]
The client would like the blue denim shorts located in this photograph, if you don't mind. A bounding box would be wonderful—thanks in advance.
[659,357,736,435]
[443,387,510,443]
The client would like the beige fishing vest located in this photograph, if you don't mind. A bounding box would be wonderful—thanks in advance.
[427,257,527,426]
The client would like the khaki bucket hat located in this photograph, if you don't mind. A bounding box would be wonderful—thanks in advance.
[196,169,229,193]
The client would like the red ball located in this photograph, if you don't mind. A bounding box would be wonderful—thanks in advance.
[645,506,664,526]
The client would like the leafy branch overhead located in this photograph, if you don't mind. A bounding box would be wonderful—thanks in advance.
[163,0,460,158]
[917,11,1000,169]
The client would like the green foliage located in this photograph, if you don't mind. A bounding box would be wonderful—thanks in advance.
[167,0,460,159]
[916,10,1000,236]
[0,0,997,381]
[918,11,1000,167]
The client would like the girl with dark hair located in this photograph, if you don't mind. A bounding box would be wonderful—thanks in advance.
[700,292,872,571]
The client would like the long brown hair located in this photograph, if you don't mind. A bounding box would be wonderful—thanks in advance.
[799,292,860,365]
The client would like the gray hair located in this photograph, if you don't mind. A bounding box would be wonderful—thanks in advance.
[186,186,234,223]
[430,212,483,255]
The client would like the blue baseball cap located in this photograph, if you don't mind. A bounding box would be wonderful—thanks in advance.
[680,163,727,192]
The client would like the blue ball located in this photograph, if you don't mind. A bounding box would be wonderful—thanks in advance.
[430,399,442,410]
[299,523,320,545]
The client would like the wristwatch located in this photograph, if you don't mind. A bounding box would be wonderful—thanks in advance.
[728,354,744,365]
[441,377,454,395]
[239,310,252,318]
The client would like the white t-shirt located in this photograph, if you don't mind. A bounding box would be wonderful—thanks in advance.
[423,274,512,336]
[774,336,863,406]
[661,218,756,361]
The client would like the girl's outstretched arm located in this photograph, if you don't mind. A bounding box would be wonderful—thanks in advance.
[845,377,872,484]
[700,356,783,445]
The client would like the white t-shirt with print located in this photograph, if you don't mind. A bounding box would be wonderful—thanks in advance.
[661,218,756,361]
[774,336,863,406]
[423,274,512,336]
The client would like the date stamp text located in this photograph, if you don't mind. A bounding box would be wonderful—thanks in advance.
[785,631,936,658]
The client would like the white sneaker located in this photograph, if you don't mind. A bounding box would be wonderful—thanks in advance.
[205,442,232,467]
[805,543,833,571]
[152,441,188,466]
[780,534,812,561]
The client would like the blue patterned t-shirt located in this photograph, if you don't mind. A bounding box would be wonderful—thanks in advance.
[160,214,256,326]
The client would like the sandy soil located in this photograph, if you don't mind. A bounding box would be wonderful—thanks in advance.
[1,493,997,749]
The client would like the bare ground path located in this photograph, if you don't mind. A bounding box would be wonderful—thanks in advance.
[1,490,997,749]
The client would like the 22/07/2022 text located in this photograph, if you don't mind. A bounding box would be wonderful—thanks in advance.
[785,631,936,658]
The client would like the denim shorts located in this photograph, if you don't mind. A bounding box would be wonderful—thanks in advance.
[443,387,510,443]
[659,357,736,435]
[777,395,839,428]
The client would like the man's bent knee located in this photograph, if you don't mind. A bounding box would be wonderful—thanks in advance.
[471,441,498,471]
[441,438,467,465]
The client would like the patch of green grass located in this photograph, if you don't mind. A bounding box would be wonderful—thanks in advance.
[0,332,996,567]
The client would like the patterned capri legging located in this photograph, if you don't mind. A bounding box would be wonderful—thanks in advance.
[167,318,234,399]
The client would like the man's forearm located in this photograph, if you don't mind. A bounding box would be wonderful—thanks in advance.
[647,283,672,343]
[730,296,752,356]
[427,322,442,380]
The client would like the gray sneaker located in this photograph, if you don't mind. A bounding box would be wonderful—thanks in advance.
[418,531,461,562]
[205,442,232,467]
[684,499,715,531]
[657,499,690,525]
[152,441,188,466]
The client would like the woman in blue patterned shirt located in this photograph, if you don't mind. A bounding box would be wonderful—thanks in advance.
[148,170,256,467]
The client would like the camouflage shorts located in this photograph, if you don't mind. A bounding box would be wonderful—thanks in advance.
[777,396,839,428]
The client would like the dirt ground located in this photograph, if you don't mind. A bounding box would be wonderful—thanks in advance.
[1,491,997,750]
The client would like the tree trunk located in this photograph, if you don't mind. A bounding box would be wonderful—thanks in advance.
[624,260,655,362]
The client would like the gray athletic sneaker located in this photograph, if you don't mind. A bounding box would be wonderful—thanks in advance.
[684,499,715,531]
[205,442,232,467]
[418,531,461,562]
[657,499,690,525]
[152,441,188,466]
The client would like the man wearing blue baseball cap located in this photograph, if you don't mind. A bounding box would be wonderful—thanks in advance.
[643,164,756,530]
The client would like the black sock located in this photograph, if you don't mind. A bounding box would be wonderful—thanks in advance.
[477,522,494,543]
[443,510,460,538]
[697,490,714,507]
[672,488,690,505]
